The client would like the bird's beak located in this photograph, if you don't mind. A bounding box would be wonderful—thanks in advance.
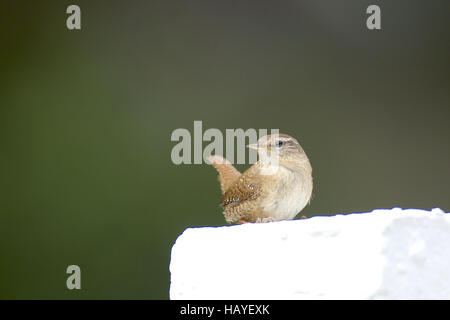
[247,143,260,150]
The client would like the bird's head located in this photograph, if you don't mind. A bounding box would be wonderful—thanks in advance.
[248,133,310,172]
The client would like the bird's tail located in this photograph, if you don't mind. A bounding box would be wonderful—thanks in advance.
[208,155,241,194]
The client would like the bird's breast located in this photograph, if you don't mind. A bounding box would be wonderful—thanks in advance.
[259,166,312,220]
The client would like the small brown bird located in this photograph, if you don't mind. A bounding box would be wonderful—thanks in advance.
[209,134,313,224]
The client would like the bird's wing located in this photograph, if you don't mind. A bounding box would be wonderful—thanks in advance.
[208,155,241,193]
[220,174,262,223]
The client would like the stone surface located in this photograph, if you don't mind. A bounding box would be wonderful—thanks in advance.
[169,208,450,299]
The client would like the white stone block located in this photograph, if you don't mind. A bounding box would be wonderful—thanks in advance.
[169,208,450,299]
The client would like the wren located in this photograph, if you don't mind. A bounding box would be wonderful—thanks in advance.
[209,134,313,224]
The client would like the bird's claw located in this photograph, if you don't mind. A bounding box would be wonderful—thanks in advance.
[255,217,275,223]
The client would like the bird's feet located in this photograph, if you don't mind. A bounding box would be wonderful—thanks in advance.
[237,217,275,224]
[255,217,275,223]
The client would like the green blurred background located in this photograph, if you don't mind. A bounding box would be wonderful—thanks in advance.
[0,0,449,299]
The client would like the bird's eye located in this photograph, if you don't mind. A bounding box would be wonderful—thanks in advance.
[276,140,283,147]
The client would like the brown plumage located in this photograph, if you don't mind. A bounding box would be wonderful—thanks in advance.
[209,134,313,224]
[208,155,241,193]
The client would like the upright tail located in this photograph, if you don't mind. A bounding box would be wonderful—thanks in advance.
[208,155,241,194]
